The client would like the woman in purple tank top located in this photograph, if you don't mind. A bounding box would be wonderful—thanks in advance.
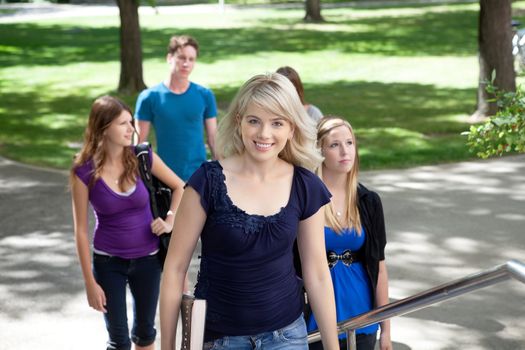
[160,73,339,350]
[70,96,184,350]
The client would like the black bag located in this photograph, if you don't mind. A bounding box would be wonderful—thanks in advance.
[135,142,172,268]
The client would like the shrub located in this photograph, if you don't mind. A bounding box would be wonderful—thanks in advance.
[463,82,525,158]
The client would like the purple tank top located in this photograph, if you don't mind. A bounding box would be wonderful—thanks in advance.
[74,154,158,259]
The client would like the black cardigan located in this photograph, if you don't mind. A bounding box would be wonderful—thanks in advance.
[293,183,387,294]
[357,183,387,301]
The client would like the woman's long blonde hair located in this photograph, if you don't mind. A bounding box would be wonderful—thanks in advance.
[70,95,138,191]
[317,116,362,235]
[216,73,322,171]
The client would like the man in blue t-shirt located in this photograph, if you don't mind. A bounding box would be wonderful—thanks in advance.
[135,35,217,182]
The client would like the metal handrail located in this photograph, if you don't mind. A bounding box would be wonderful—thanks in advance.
[307,259,525,349]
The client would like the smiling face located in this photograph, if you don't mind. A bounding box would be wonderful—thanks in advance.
[239,103,294,163]
[321,124,356,174]
[104,110,135,148]
[167,45,197,78]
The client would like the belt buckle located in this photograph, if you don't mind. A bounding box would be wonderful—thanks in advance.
[327,251,338,269]
[341,250,353,266]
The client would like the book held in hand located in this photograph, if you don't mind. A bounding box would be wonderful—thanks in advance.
[180,293,207,350]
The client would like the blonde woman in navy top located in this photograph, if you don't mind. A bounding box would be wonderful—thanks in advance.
[160,73,339,350]
[70,96,185,350]
[307,117,392,350]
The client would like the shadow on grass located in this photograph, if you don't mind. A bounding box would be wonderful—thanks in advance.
[181,0,473,6]
[0,6,477,68]
[190,80,476,169]
[0,85,123,168]
[260,7,478,55]
[0,79,474,169]
[215,80,475,130]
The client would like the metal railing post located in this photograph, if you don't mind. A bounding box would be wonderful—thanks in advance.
[346,329,356,350]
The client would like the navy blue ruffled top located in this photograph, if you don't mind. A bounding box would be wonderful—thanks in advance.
[186,161,331,339]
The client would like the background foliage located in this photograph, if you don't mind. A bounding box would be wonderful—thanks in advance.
[464,81,525,158]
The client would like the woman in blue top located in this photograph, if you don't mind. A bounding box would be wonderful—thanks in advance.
[160,73,339,350]
[307,117,392,350]
[70,96,185,350]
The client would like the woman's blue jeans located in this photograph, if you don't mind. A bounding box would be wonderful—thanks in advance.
[93,253,161,350]
[203,314,308,350]
[309,331,377,350]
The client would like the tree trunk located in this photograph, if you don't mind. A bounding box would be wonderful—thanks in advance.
[116,0,146,95]
[474,0,515,120]
[304,0,324,22]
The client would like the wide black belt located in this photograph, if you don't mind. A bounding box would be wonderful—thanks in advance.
[327,249,364,268]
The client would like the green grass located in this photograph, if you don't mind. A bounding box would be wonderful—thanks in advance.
[0,1,519,170]
[0,9,17,15]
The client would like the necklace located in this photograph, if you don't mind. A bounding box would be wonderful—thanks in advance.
[336,211,342,217]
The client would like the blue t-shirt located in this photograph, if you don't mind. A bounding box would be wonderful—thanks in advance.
[135,82,217,181]
[73,148,158,259]
[307,226,379,336]
[186,161,331,338]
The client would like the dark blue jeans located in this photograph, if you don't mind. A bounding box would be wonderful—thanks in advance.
[309,332,377,350]
[93,253,161,350]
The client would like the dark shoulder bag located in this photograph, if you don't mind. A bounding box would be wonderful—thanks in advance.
[135,142,172,268]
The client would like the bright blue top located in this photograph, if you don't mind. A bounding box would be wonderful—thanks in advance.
[134,82,217,181]
[307,226,379,337]
[187,161,331,338]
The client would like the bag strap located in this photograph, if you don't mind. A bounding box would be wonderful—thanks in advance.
[135,142,160,219]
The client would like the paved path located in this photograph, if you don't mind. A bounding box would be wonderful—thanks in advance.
[0,155,524,349]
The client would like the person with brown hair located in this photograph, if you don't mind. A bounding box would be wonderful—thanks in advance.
[307,117,392,350]
[70,96,184,350]
[276,66,323,122]
[135,35,218,181]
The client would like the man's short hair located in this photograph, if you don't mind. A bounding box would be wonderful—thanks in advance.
[167,35,199,56]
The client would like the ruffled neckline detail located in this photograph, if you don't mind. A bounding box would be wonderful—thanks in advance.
[206,161,294,234]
